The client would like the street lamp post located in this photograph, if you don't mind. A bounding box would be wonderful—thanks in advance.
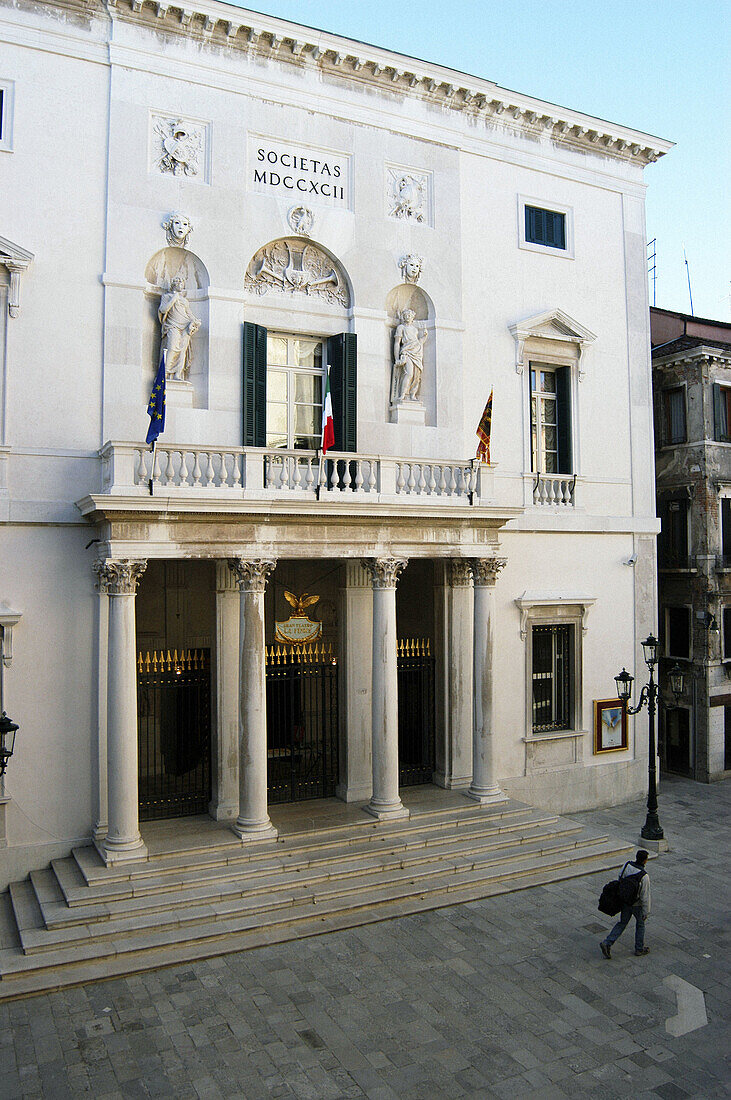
[615,635,684,844]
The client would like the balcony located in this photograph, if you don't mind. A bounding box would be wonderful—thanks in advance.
[97,441,497,510]
[533,475,576,507]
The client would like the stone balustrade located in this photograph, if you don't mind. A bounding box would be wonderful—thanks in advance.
[98,442,494,506]
[533,474,576,506]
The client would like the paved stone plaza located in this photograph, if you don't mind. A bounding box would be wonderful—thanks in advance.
[0,775,728,1099]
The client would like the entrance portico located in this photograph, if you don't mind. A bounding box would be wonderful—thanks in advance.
[81,488,516,864]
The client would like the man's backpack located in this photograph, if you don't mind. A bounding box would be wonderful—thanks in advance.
[598,862,646,915]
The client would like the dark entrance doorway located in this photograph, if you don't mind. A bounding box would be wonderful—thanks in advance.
[663,706,691,776]
[398,638,435,786]
[266,644,339,803]
[137,649,212,820]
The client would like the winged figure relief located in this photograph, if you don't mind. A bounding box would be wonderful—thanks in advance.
[284,591,321,615]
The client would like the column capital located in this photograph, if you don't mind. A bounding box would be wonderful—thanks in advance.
[448,559,474,588]
[469,557,507,587]
[93,559,147,595]
[362,557,407,589]
[228,558,276,593]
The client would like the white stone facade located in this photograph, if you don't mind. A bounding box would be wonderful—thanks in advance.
[0,0,671,884]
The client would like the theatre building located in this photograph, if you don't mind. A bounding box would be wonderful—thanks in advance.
[0,0,671,972]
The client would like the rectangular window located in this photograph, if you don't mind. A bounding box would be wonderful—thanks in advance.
[530,365,571,474]
[659,499,689,567]
[525,205,566,250]
[723,606,731,659]
[532,624,572,732]
[721,499,731,561]
[265,333,324,450]
[666,607,690,659]
[715,384,731,442]
[663,387,686,444]
[0,80,13,151]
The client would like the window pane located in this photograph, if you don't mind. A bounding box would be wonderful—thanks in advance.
[293,372,322,404]
[266,403,287,449]
[267,370,287,402]
[544,426,557,450]
[266,336,288,366]
[665,388,686,443]
[293,404,318,449]
[666,607,690,659]
[530,369,537,393]
[541,372,556,394]
[294,339,323,369]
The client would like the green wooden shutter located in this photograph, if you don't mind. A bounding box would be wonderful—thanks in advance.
[242,322,267,447]
[327,332,357,453]
[556,366,572,474]
[714,383,730,442]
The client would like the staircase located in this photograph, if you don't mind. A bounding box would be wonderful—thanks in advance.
[0,798,631,1000]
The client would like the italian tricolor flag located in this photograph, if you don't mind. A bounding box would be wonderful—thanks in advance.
[321,366,334,454]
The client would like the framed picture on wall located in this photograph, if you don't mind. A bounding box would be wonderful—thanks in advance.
[594,699,627,753]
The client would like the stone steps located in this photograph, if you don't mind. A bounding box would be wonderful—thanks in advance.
[0,800,632,1001]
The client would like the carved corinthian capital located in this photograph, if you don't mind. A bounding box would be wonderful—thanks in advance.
[93,559,147,595]
[228,558,277,593]
[449,559,473,588]
[469,557,507,587]
[362,557,408,589]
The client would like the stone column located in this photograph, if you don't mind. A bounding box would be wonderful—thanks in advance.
[94,559,148,864]
[210,561,239,821]
[466,557,507,804]
[435,560,474,788]
[92,569,111,840]
[228,558,277,841]
[337,562,373,802]
[362,558,409,820]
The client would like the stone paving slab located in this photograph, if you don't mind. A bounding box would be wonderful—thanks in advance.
[0,775,728,1099]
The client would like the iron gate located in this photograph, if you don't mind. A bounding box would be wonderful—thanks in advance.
[137,648,212,820]
[398,638,435,786]
[266,643,339,804]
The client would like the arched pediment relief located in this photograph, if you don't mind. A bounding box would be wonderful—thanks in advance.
[509,309,597,379]
[0,235,34,318]
[145,247,209,298]
[244,238,350,308]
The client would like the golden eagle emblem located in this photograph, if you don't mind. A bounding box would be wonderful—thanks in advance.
[284,591,320,615]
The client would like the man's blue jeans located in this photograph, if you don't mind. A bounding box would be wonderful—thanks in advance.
[604,904,645,951]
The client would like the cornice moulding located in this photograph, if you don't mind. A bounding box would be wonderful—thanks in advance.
[96,0,672,166]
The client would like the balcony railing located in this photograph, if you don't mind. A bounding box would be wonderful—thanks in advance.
[533,475,575,507]
[99,442,495,507]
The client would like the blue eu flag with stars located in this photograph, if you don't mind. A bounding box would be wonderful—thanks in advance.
[145,351,166,445]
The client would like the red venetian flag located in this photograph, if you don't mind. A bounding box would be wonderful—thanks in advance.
[321,366,335,454]
[476,389,493,463]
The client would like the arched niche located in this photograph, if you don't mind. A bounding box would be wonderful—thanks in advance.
[244,237,351,312]
[386,283,436,422]
[143,247,210,404]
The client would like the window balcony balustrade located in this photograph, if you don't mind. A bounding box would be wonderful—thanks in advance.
[97,441,496,508]
[532,474,576,507]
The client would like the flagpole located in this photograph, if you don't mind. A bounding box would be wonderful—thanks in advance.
[316,447,323,501]
[149,440,157,497]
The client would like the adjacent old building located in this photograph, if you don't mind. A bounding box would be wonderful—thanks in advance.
[0,0,671,887]
[651,307,731,781]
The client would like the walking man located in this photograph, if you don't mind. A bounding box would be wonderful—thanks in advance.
[600,849,651,958]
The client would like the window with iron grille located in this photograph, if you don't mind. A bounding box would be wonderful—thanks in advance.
[532,624,572,732]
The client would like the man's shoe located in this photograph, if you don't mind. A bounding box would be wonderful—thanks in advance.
[635,947,650,956]
[600,942,611,959]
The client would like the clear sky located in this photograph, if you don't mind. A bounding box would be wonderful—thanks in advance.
[235,0,729,321]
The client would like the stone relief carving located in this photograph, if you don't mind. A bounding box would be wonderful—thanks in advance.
[245,238,350,307]
[153,116,204,177]
[162,211,194,248]
[391,308,427,403]
[158,276,201,381]
[399,253,423,284]
[387,168,429,223]
[287,205,314,237]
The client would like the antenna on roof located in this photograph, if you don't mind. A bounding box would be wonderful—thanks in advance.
[683,245,694,316]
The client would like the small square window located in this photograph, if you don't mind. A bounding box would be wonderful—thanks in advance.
[525,205,566,249]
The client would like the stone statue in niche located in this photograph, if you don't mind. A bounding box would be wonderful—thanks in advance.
[392,308,427,403]
[162,211,194,249]
[399,253,423,285]
[158,276,201,381]
[390,173,426,221]
[287,205,314,237]
[154,118,202,177]
[245,238,350,307]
